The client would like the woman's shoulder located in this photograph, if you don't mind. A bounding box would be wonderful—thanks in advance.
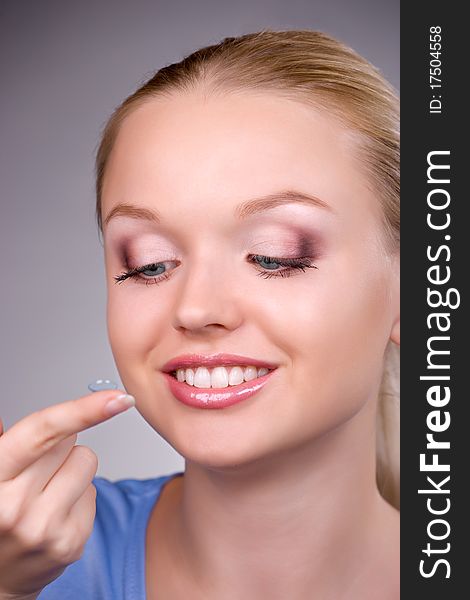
[90,471,184,551]
[93,472,182,525]
[37,470,184,600]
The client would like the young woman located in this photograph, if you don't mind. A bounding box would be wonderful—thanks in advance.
[0,29,400,599]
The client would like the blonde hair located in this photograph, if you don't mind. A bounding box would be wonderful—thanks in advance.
[94,29,400,509]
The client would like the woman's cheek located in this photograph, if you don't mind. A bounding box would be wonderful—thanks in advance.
[282,260,389,394]
[106,289,163,369]
[311,266,392,410]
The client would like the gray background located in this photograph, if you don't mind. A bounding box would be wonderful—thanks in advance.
[0,0,399,480]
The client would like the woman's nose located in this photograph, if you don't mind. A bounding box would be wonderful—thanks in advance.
[171,257,243,335]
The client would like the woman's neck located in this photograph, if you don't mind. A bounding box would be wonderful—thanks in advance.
[147,399,399,599]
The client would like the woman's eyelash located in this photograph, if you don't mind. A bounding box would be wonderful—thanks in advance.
[249,255,318,279]
[113,261,175,286]
[113,254,318,286]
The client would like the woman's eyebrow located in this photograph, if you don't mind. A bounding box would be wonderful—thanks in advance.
[235,189,334,219]
[103,189,334,228]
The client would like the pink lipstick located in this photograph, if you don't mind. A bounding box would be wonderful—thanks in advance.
[160,353,278,409]
[161,370,275,409]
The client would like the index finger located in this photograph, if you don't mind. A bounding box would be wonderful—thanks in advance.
[0,389,134,481]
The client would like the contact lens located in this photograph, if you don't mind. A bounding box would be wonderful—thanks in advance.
[88,379,119,392]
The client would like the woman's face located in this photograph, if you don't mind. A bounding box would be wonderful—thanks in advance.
[101,92,399,466]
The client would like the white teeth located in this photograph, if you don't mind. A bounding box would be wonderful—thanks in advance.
[174,365,272,388]
[185,368,194,386]
[228,366,244,386]
[211,366,229,388]
[243,366,257,381]
[193,367,211,388]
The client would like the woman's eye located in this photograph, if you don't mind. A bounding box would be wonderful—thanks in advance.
[113,261,177,286]
[113,254,318,286]
[253,256,283,270]
[249,254,318,279]
[141,264,165,277]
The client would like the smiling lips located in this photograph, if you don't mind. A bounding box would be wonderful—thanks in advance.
[161,353,278,409]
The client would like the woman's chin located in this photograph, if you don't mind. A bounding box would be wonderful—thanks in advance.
[169,435,273,471]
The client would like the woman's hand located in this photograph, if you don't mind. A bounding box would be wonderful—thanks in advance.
[0,389,134,599]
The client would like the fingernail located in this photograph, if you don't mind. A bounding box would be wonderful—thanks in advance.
[104,393,136,417]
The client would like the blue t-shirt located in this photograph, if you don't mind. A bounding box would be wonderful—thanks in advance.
[37,470,184,599]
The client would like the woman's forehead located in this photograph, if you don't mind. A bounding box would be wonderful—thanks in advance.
[113,91,352,160]
[102,93,374,219]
